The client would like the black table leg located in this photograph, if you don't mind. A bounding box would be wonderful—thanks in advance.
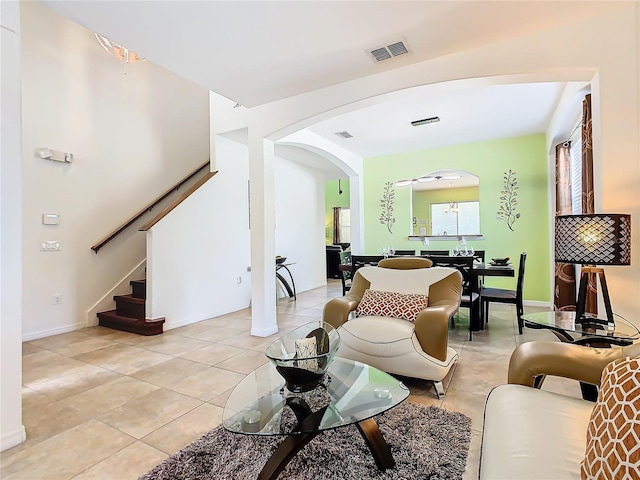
[258,416,395,480]
[356,418,395,470]
[258,432,320,480]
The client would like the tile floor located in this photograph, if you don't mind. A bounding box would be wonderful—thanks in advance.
[1,280,582,479]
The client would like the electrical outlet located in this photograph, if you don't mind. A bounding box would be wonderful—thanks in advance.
[53,293,62,305]
[236,276,242,284]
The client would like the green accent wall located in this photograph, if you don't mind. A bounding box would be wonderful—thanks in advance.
[325,179,350,244]
[362,134,550,301]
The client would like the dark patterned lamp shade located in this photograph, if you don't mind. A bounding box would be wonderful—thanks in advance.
[555,214,631,265]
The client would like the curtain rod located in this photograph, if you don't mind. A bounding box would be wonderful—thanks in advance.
[566,120,581,143]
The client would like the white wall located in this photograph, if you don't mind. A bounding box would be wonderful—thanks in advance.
[1,0,26,452]
[249,4,640,325]
[274,156,326,294]
[147,136,252,327]
[20,2,210,339]
[147,135,326,329]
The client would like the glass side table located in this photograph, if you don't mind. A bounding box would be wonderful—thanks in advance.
[522,310,640,401]
[522,311,639,346]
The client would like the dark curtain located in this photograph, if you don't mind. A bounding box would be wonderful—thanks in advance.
[554,142,576,310]
[332,207,341,245]
[582,94,598,315]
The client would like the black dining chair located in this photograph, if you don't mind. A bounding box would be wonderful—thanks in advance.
[420,250,450,256]
[428,255,480,340]
[339,251,352,295]
[392,249,416,256]
[350,255,385,275]
[480,252,527,334]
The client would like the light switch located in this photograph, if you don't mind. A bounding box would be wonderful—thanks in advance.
[42,213,60,225]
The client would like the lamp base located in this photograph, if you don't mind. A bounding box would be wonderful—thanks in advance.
[575,267,614,324]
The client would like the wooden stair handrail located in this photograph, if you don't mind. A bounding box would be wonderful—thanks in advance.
[138,171,217,231]
[91,161,212,253]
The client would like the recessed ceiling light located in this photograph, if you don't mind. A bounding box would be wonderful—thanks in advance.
[334,131,353,139]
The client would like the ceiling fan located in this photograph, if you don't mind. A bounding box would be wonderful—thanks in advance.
[394,170,462,187]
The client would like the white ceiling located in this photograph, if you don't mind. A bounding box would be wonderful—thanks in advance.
[39,1,617,170]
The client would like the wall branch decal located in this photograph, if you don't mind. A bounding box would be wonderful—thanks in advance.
[496,169,520,231]
[379,181,396,233]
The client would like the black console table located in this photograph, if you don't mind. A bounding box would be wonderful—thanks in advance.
[276,262,296,300]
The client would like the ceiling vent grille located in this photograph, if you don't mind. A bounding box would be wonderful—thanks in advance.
[334,130,353,139]
[368,40,409,63]
[411,116,440,127]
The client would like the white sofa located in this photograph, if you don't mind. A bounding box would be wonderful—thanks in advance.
[480,340,640,479]
[323,263,462,398]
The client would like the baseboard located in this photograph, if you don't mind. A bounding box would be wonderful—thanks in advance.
[251,325,279,337]
[299,281,329,292]
[523,300,551,309]
[162,301,252,331]
[1,425,25,452]
[22,322,86,342]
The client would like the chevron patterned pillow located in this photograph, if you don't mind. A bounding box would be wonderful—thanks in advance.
[355,289,428,323]
[580,356,640,480]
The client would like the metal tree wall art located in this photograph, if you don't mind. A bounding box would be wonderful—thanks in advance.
[379,181,396,233]
[497,169,520,231]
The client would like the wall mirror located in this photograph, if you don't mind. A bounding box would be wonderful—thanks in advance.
[409,170,480,237]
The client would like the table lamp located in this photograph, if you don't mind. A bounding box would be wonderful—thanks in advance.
[555,214,631,324]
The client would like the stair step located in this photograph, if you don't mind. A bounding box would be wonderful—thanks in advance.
[130,279,146,299]
[97,310,164,336]
[114,295,145,320]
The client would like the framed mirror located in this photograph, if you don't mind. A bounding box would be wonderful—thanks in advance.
[409,170,480,237]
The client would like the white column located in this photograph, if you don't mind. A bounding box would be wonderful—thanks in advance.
[248,133,278,336]
[1,0,26,451]
[349,174,365,254]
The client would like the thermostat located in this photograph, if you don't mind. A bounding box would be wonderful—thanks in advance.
[42,213,60,225]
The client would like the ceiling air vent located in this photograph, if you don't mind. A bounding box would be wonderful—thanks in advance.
[368,40,409,63]
[411,116,440,127]
[334,130,353,139]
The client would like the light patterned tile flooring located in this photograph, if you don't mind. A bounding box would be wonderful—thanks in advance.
[1,280,582,479]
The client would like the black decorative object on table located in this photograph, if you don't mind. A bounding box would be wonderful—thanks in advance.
[265,321,340,393]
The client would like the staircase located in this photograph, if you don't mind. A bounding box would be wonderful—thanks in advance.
[97,279,165,335]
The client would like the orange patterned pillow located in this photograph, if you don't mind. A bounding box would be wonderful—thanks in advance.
[580,356,640,479]
[355,289,428,323]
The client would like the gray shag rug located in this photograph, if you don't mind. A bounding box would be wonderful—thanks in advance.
[139,402,471,480]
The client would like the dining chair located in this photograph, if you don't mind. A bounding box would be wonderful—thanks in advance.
[350,255,385,275]
[428,255,480,340]
[420,250,450,256]
[392,249,417,256]
[473,250,486,262]
[480,252,527,334]
[339,251,352,295]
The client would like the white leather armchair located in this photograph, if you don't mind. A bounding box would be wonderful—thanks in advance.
[323,265,462,398]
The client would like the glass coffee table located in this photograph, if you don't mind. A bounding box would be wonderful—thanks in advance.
[223,357,409,480]
[522,311,640,346]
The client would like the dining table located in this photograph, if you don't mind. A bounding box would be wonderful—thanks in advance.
[468,261,515,331]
